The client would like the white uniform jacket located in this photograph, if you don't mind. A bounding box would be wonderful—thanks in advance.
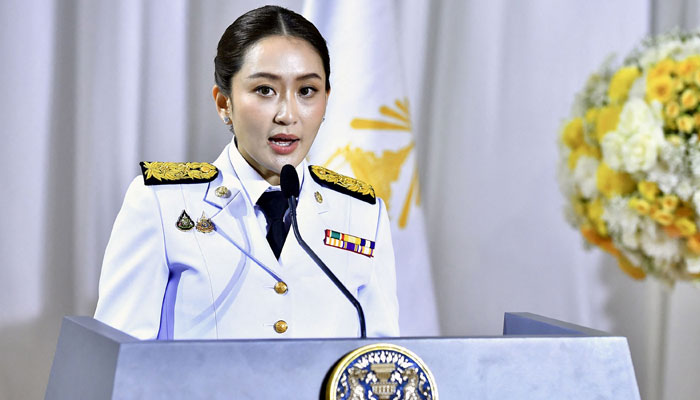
[94,144,399,340]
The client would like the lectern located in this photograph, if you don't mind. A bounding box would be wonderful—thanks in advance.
[46,313,640,399]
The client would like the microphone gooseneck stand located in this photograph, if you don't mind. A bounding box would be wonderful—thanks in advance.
[281,165,367,338]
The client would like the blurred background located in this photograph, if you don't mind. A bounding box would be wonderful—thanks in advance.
[2,0,700,399]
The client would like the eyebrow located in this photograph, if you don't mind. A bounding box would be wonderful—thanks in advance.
[246,72,323,81]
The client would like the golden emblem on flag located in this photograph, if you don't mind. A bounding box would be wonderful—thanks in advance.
[323,98,421,228]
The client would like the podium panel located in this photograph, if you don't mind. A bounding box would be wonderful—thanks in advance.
[46,313,640,399]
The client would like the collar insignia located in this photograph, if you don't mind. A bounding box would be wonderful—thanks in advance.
[309,165,376,204]
[140,161,218,185]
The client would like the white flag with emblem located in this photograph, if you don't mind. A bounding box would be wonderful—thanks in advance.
[304,0,439,335]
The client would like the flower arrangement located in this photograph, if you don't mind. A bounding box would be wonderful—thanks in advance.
[558,32,700,285]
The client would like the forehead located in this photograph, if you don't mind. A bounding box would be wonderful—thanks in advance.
[238,35,325,78]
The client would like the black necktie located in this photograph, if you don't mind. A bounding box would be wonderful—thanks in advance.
[256,191,290,259]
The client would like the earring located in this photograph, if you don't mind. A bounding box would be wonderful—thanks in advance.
[322,117,326,122]
[223,116,230,124]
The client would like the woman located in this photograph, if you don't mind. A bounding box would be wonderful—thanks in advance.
[94,6,399,340]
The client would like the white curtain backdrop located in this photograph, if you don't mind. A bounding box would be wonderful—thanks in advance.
[2,0,699,399]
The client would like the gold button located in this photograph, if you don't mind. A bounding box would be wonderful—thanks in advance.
[314,191,323,203]
[215,186,230,198]
[274,281,288,294]
[274,320,288,333]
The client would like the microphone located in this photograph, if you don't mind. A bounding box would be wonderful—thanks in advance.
[280,164,367,338]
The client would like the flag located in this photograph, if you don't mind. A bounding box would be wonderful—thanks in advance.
[304,0,439,335]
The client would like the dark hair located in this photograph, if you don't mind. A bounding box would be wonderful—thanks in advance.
[214,5,331,96]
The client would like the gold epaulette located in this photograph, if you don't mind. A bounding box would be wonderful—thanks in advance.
[309,165,376,204]
[139,161,218,185]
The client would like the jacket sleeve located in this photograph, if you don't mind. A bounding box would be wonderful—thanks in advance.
[94,177,169,340]
[360,198,400,337]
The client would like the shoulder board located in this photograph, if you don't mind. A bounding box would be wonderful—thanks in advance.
[309,165,376,204]
[139,161,218,185]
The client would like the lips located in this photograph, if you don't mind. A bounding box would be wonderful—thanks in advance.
[268,134,300,155]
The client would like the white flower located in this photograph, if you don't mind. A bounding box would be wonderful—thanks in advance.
[659,139,685,173]
[601,131,626,170]
[572,156,599,199]
[603,197,640,249]
[622,132,662,172]
[627,75,646,100]
[617,98,662,137]
[648,165,680,193]
[692,191,700,212]
[557,156,576,198]
[639,219,682,263]
[686,256,700,274]
[676,179,694,201]
[689,147,700,177]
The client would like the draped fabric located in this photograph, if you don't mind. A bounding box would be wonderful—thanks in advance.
[1,0,699,399]
[303,0,440,336]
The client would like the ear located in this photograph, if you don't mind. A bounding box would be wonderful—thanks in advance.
[212,85,232,124]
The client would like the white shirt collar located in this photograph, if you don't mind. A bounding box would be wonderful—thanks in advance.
[227,138,306,203]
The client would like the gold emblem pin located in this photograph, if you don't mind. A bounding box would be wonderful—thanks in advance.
[215,186,230,198]
[176,210,194,231]
[314,191,323,204]
[196,212,215,233]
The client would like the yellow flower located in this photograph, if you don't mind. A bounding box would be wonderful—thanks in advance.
[609,66,641,103]
[677,114,695,133]
[665,101,681,119]
[629,197,651,215]
[675,79,685,92]
[596,105,622,141]
[647,75,675,103]
[681,89,699,110]
[648,58,676,80]
[677,56,700,81]
[667,134,682,146]
[651,209,674,226]
[688,233,700,254]
[676,206,694,219]
[585,108,599,125]
[616,256,646,280]
[694,70,700,87]
[660,194,679,211]
[562,118,584,149]
[568,144,600,170]
[587,198,608,236]
[581,226,616,251]
[596,162,636,198]
[694,113,700,129]
[638,180,659,201]
[675,217,697,237]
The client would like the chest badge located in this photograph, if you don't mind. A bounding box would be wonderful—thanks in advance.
[196,212,215,233]
[176,210,194,231]
[323,229,375,257]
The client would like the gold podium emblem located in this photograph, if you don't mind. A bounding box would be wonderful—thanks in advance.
[326,343,438,400]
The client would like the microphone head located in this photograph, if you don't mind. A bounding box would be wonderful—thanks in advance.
[280,164,300,198]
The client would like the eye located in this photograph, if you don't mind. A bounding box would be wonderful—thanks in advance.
[255,86,275,96]
[299,86,318,97]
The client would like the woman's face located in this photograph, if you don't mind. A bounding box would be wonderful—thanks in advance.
[223,35,329,185]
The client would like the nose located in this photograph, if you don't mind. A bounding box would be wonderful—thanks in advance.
[274,92,298,126]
